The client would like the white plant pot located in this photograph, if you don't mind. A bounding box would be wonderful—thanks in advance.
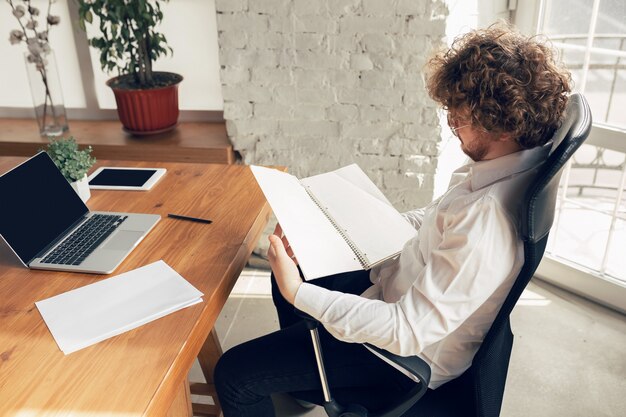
[70,175,91,203]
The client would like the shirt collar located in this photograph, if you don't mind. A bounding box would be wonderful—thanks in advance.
[455,142,552,192]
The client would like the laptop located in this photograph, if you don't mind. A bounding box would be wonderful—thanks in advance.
[0,152,161,274]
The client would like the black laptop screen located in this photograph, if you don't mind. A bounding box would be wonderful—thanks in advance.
[0,152,89,264]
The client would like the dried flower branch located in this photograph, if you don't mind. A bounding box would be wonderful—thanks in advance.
[7,0,60,63]
[7,0,63,133]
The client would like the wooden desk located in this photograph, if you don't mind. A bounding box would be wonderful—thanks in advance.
[0,119,236,164]
[0,157,271,417]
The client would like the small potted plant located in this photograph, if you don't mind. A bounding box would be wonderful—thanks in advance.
[44,137,96,202]
[75,0,182,135]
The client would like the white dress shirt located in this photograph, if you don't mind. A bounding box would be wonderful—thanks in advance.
[294,143,551,389]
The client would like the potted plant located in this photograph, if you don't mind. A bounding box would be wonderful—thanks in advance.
[75,0,183,135]
[44,137,96,202]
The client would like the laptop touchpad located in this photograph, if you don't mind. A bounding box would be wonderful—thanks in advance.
[103,231,144,251]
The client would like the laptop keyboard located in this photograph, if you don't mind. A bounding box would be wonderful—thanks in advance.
[41,214,128,266]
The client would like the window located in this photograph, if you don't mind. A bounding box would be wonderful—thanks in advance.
[516,0,626,313]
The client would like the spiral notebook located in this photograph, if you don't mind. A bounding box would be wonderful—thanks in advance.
[251,164,417,280]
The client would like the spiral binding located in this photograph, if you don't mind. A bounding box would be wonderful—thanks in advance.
[303,185,370,268]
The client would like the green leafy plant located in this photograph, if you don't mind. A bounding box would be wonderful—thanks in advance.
[43,137,96,182]
[75,0,173,88]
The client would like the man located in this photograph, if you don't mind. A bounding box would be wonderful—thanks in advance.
[215,23,571,416]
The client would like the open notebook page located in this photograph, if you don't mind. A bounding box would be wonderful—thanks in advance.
[329,164,393,206]
[301,164,417,266]
[251,166,362,280]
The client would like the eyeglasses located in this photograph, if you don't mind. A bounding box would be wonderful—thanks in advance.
[451,124,469,133]
[447,113,470,136]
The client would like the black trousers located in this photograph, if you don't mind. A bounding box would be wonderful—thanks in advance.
[214,269,415,417]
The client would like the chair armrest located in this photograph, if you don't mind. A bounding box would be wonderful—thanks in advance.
[365,344,431,417]
[294,309,430,417]
[295,308,431,385]
[295,307,431,417]
[294,307,320,330]
[364,344,431,388]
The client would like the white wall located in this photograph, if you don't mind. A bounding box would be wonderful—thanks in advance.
[216,0,449,212]
[433,0,513,198]
[0,0,223,119]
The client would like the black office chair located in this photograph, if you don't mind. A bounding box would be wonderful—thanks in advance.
[297,93,592,417]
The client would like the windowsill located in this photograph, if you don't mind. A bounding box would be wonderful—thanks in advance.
[535,256,626,315]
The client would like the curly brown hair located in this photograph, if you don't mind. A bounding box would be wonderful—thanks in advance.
[426,23,572,149]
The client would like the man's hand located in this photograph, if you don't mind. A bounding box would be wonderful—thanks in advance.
[272,224,298,265]
[268,225,302,305]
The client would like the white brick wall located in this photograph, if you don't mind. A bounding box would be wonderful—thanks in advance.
[216,0,447,211]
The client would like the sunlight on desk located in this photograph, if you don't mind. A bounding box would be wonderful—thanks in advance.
[13,412,137,417]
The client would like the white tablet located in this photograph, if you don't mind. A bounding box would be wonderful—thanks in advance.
[88,167,166,190]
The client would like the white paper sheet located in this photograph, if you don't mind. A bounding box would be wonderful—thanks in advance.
[35,260,203,354]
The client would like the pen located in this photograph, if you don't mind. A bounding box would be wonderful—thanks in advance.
[167,213,212,224]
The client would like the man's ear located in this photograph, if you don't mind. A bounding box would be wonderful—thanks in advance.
[497,132,514,142]
[496,132,523,154]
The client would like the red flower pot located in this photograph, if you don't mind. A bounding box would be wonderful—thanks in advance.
[107,72,183,135]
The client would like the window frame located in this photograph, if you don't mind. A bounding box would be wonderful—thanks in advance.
[514,0,626,314]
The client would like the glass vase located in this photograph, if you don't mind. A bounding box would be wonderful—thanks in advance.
[24,49,68,137]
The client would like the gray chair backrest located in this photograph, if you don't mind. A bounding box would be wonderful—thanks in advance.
[472,92,592,417]
[521,92,593,243]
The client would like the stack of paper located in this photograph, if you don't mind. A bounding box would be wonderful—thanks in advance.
[35,260,203,354]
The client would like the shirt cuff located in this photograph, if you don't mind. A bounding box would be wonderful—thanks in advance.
[294,282,331,320]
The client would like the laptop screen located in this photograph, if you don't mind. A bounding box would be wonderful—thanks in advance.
[0,152,89,264]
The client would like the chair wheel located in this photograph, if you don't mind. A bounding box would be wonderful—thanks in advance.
[339,403,368,417]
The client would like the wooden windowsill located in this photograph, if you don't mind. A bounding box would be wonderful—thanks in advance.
[0,118,236,164]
